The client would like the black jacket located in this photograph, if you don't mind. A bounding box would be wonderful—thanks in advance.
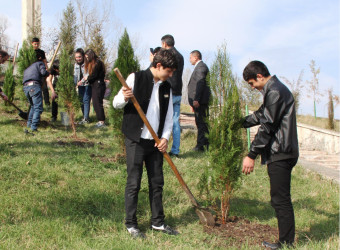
[87,60,105,84]
[243,75,299,164]
[188,61,209,106]
[167,47,184,96]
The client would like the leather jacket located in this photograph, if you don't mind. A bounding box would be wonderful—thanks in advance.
[243,75,299,164]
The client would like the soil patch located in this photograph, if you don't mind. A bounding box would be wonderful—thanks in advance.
[90,153,125,163]
[56,138,95,148]
[204,216,278,248]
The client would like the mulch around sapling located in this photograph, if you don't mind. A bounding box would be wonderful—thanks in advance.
[90,153,126,163]
[203,216,278,248]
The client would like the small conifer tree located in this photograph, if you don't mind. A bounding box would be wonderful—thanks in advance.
[109,28,140,153]
[3,62,15,104]
[198,43,244,224]
[59,1,77,57]
[17,40,37,102]
[88,23,107,65]
[58,47,80,137]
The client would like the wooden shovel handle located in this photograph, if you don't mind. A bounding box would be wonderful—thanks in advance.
[48,41,61,70]
[113,68,200,207]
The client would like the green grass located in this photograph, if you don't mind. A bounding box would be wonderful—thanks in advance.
[297,114,340,132]
[0,103,338,249]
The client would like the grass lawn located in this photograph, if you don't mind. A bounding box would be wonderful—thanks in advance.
[0,103,338,249]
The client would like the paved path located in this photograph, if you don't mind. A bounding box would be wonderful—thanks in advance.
[180,113,340,184]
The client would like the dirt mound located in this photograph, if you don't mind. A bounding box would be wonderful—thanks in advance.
[204,216,278,248]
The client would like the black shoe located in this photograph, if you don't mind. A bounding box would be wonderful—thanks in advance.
[127,227,146,239]
[262,241,282,249]
[192,146,204,152]
[151,224,179,235]
[24,129,35,136]
[51,117,57,122]
[168,152,179,157]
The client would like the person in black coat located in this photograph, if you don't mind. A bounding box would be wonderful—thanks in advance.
[187,50,210,151]
[77,49,106,128]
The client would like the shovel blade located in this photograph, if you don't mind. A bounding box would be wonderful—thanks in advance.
[19,111,28,120]
[195,208,215,227]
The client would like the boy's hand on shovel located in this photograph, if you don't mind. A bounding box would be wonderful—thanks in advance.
[155,138,168,153]
[122,86,134,102]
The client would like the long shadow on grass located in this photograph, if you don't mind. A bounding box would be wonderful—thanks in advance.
[294,197,339,242]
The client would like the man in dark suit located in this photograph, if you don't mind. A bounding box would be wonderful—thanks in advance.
[161,34,184,157]
[187,50,210,151]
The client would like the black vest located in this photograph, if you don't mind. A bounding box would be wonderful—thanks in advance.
[122,68,171,142]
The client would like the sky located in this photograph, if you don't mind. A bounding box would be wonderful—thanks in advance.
[1,0,339,118]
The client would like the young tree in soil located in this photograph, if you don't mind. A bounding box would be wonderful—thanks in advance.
[58,47,80,137]
[327,88,339,130]
[109,28,140,154]
[306,60,322,119]
[199,43,244,224]
[3,62,15,104]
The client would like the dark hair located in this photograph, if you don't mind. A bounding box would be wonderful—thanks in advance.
[84,49,105,76]
[190,50,202,60]
[161,34,175,47]
[32,37,40,43]
[75,48,85,57]
[0,50,9,58]
[243,60,270,81]
[150,47,161,55]
[51,59,60,75]
[152,48,178,70]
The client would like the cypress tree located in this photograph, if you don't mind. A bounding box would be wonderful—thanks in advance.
[198,43,244,224]
[3,62,15,104]
[58,47,80,137]
[328,88,335,130]
[59,1,77,57]
[88,23,107,65]
[109,28,140,153]
[17,40,37,102]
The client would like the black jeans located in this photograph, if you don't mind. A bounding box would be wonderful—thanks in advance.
[267,158,298,245]
[41,76,50,105]
[91,80,106,121]
[124,138,165,228]
[193,104,209,149]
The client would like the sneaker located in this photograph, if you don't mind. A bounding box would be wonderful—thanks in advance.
[78,119,89,125]
[127,227,146,239]
[151,224,179,235]
[262,241,282,249]
[95,121,106,128]
[168,152,179,157]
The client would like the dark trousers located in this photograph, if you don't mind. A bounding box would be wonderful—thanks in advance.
[267,158,297,245]
[124,138,165,228]
[41,77,50,105]
[193,104,209,149]
[51,97,58,118]
[92,80,106,121]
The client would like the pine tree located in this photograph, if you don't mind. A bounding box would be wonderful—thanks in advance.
[59,1,77,56]
[58,47,80,137]
[88,23,107,65]
[17,40,37,102]
[109,28,140,153]
[198,43,244,224]
[3,62,15,104]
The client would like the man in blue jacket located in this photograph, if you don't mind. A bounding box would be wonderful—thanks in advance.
[23,59,50,132]
[241,61,299,249]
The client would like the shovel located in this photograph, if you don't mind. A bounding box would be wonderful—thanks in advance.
[114,68,215,227]
[0,95,28,120]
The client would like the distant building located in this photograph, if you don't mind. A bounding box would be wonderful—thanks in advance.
[22,0,41,41]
